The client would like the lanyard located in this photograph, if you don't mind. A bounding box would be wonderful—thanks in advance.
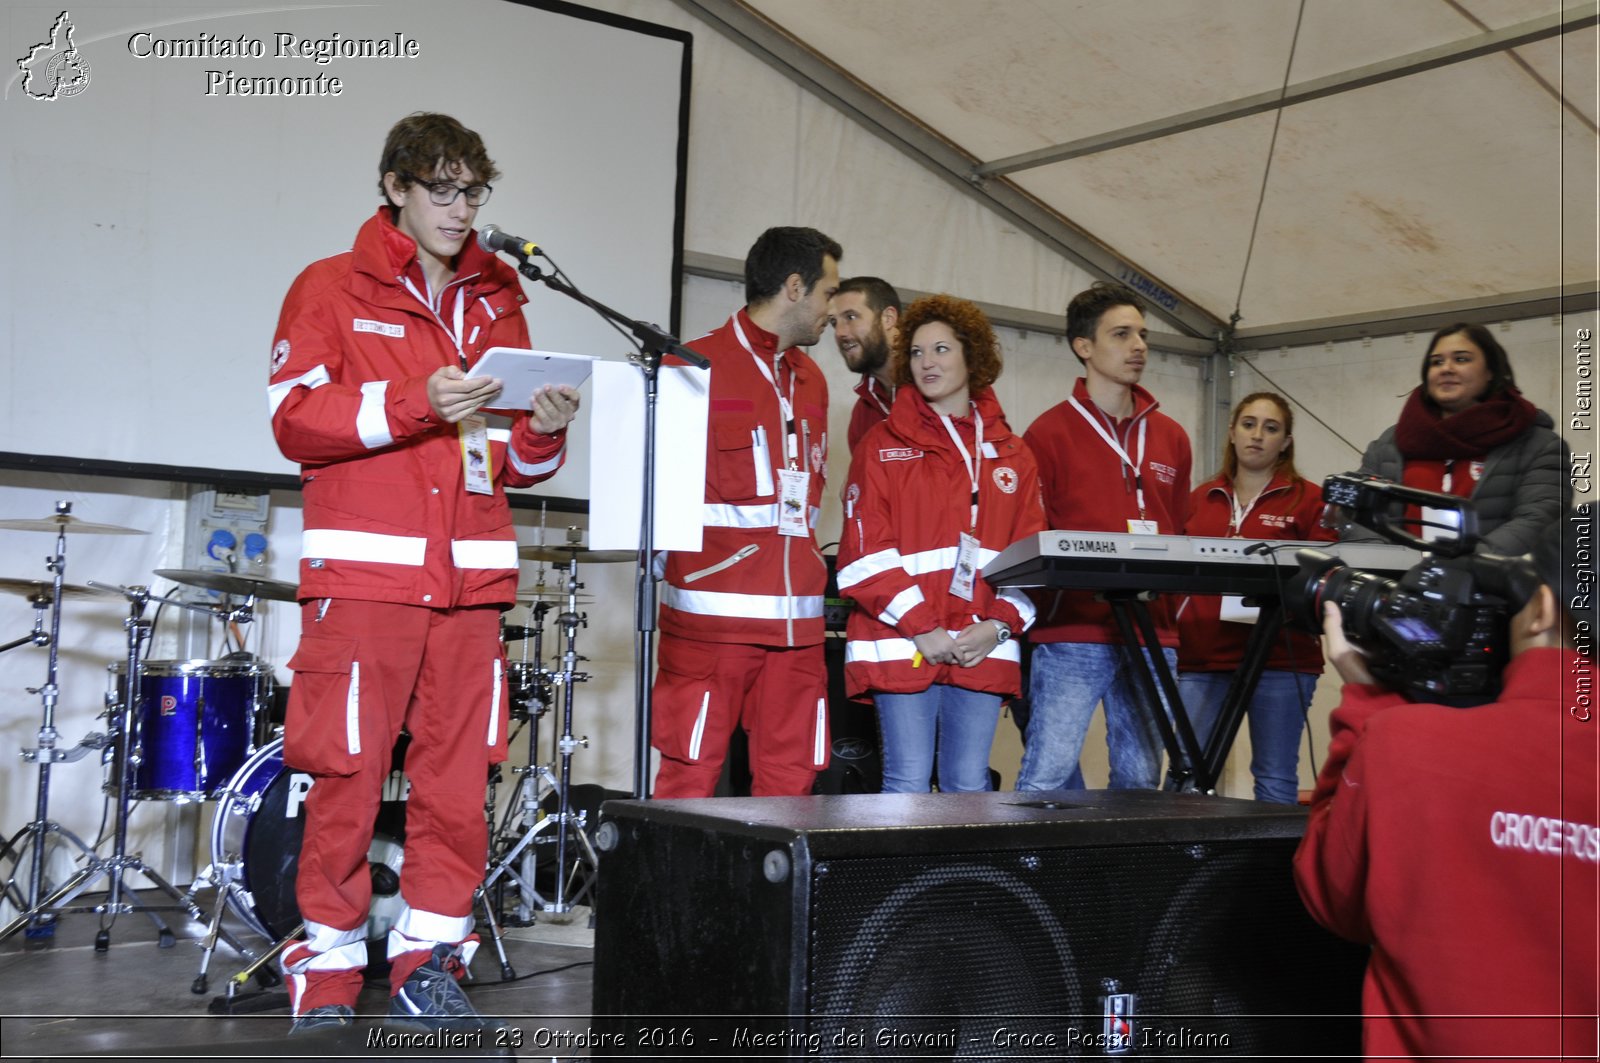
[864,376,893,417]
[939,407,984,530]
[1228,487,1260,535]
[731,314,799,469]
[1068,394,1148,518]
[405,278,468,370]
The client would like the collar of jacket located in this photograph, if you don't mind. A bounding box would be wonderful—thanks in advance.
[348,206,522,312]
[886,384,1014,452]
[1070,374,1161,425]
[1202,469,1298,503]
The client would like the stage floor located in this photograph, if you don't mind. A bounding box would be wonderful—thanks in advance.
[0,889,596,1061]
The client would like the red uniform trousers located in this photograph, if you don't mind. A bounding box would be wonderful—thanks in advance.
[651,633,828,798]
[280,599,508,1012]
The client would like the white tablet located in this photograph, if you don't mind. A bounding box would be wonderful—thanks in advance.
[465,347,597,410]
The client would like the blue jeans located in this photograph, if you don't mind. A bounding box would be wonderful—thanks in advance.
[1018,642,1178,791]
[875,685,1003,793]
[1179,670,1317,804]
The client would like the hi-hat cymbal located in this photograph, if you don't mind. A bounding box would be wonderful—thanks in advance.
[155,568,300,603]
[0,513,146,535]
[518,544,635,564]
[0,577,118,603]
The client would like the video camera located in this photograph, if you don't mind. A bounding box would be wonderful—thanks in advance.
[1284,474,1540,704]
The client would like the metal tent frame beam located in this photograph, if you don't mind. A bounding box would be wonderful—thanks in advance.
[976,5,1599,178]
[673,0,1225,341]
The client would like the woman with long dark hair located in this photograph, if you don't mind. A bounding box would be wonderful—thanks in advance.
[1345,323,1568,554]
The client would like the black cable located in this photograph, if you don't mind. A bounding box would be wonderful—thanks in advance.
[1250,540,1322,784]
[467,957,594,989]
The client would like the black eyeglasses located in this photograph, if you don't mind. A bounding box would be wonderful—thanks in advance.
[402,173,493,208]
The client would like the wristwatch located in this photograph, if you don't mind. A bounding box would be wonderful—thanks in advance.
[991,620,1011,644]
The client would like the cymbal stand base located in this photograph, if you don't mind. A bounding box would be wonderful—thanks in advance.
[182,861,261,995]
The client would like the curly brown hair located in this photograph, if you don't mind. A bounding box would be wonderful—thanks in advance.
[378,112,500,204]
[891,295,1003,393]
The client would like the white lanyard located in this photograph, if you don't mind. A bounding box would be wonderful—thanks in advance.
[1441,460,1455,494]
[939,407,984,530]
[1229,487,1261,534]
[405,278,468,369]
[1068,394,1148,517]
[865,377,893,417]
[732,314,799,469]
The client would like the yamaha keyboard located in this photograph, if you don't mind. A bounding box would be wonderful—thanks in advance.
[983,531,1421,596]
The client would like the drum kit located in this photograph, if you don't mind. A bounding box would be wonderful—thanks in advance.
[0,502,624,1000]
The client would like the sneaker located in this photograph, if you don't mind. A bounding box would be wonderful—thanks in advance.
[290,1004,355,1035]
[387,945,493,1032]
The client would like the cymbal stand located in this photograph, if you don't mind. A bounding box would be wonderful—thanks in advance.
[478,558,598,939]
[489,602,555,926]
[7,584,209,950]
[0,503,111,944]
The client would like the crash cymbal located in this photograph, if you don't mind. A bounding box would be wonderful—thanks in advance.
[517,544,635,564]
[154,568,300,603]
[0,577,118,603]
[0,513,146,535]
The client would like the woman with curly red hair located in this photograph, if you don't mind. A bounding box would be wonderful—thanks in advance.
[835,295,1046,792]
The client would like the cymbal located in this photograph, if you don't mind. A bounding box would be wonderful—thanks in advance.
[0,513,146,535]
[518,544,635,564]
[0,577,118,603]
[154,568,300,603]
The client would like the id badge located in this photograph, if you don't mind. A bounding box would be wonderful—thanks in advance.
[1127,519,1159,535]
[1220,595,1259,624]
[778,468,810,537]
[950,531,981,601]
[459,415,493,495]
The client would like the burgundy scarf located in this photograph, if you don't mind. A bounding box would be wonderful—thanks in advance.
[1393,387,1537,460]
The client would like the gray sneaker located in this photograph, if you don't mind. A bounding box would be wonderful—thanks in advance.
[387,945,494,1032]
[290,1003,355,1035]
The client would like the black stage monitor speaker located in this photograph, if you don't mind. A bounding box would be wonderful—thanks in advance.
[591,790,1365,1059]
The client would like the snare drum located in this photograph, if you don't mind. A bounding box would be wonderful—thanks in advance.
[209,735,410,943]
[108,659,269,801]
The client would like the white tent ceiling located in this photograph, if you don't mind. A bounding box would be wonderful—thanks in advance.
[680,0,1598,346]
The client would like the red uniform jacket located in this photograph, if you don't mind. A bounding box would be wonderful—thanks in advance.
[1022,377,1192,646]
[1178,473,1332,673]
[659,310,830,647]
[269,207,565,608]
[837,386,1047,699]
[1294,648,1599,1061]
[846,374,893,453]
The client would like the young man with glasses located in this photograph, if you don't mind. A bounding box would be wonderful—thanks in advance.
[267,112,579,1034]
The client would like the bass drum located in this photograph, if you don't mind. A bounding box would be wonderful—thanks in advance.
[210,734,410,945]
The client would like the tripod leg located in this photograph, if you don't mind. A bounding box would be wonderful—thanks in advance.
[474,886,516,981]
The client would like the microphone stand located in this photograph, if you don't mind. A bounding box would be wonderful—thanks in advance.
[509,255,707,799]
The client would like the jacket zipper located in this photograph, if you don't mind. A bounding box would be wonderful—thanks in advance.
[683,544,760,583]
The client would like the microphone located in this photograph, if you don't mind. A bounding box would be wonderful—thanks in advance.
[478,224,541,261]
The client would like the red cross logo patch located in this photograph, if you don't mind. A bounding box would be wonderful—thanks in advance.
[992,467,1019,494]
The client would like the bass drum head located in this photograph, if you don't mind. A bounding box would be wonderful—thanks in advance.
[212,735,410,946]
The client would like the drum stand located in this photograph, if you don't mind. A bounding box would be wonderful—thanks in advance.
[0,511,111,945]
[6,586,207,950]
[478,560,599,973]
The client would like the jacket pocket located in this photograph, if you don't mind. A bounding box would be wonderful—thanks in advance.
[282,634,363,776]
[711,424,763,501]
[683,545,760,583]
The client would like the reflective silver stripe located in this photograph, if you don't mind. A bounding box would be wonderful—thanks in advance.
[689,691,709,760]
[345,660,361,754]
[268,364,331,418]
[302,528,426,566]
[878,585,925,625]
[300,921,371,953]
[836,548,903,591]
[701,503,823,530]
[487,427,511,443]
[508,438,564,477]
[661,584,824,620]
[813,698,827,767]
[450,539,518,569]
[998,587,1037,629]
[356,380,393,449]
[487,659,502,746]
[704,502,779,529]
[391,907,475,947]
[900,546,958,576]
[846,634,1021,665]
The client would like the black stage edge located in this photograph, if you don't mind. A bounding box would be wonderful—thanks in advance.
[592,789,1367,1060]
